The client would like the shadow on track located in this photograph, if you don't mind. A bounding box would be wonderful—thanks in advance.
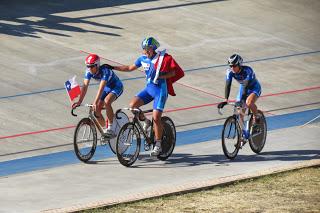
[121,149,320,168]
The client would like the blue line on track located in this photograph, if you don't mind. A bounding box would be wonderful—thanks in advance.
[0,50,319,100]
[0,108,319,177]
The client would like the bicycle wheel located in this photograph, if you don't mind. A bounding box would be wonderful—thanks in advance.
[221,116,241,159]
[116,122,141,167]
[74,118,97,162]
[108,111,129,154]
[161,116,176,141]
[157,121,175,161]
[249,110,267,154]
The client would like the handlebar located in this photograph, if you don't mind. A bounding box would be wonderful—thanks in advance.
[70,104,104,117]
[117,107,153,115]
[217,101,242,115]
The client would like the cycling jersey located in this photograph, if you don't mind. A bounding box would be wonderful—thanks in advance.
[225,65,261,101]
[134,53,168,111]
[84,64,123,100]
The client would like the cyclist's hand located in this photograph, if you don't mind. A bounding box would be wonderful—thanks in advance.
[92,103,97,112]
[72,101,81,109]
[217,101,228,109]
[105,64,114,70]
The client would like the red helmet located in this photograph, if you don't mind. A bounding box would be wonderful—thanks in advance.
[85,54,100,67]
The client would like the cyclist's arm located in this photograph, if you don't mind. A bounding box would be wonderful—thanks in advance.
[93,80,107,104]
[225,78,232,101]
[77,79,90,105]
[158,70,175,79]
[113,64,137,72]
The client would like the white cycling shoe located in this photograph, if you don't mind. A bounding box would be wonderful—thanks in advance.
[150,145,162,156]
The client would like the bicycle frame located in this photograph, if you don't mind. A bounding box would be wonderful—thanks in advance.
[219,102,252,140]
[120,108,155,145]
[72,104,105,134]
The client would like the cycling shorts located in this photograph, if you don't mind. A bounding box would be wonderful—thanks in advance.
[237,82,261,101]
[136,83,168,112]
[100,81,123,101]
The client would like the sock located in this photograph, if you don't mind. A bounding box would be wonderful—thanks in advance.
[107,123,113,130]
[155,140,161,147]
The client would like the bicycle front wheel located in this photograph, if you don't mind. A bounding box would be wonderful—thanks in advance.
[249,110,267,154]
[108,111,129,154]
[74,118,97,162]
[116,122,141,167]
[157,121,175,161]
[222,116,241,159]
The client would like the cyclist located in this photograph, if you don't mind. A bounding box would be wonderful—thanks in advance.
[72,53,123,137]
[107,37,183,156]
[220,53,262,125]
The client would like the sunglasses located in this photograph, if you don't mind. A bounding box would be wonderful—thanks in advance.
[86,64,96,68]
[229,64,238,68]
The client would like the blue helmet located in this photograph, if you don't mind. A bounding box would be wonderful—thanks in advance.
[141,37,160,50]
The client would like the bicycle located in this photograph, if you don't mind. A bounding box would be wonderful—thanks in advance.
[115,108,176,167]
[217,102,267,159]
[71,104,129,162]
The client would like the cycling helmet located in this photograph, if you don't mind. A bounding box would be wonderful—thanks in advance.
[85,54,100,67]
[141,37,160,50]
[228,54,243,67]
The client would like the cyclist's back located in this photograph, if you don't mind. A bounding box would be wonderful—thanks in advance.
[85,64,121,88]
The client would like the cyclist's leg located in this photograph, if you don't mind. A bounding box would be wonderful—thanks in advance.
[246,83,261,122]
[95,99,106,127]
[152,84,168,141]
[246,93,258,115]
[105,82,123,128]
[152,109,163,141]
[150,84,168,155]
[132,87,153,120]
[236,90,246,125]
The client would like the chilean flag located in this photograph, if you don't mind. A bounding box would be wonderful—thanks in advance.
[154,51,185,96]
[64,76,81,101]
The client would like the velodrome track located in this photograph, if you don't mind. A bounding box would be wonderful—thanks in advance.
[0,0,319,212]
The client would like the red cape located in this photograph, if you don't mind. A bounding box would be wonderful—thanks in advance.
[154,53,184,96]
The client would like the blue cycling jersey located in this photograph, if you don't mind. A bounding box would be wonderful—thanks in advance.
[226,66,258,87]
[225,65,261,101]
[134,53,168,111]
[134,53,166,86]
[84,64,121,88]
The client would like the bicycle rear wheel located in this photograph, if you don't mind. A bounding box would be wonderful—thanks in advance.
[249,110,267,154]
[157,121,175,161]
[161,116,176,141]
[74,118,97,162]
[222,116,241,159]
[116,122,141,167]
[108,111,129,154]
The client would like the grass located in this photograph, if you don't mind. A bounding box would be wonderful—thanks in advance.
[81,166,320,213]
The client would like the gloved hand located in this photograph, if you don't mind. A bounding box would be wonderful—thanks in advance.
[217,101,228,109]
[72,101,81,109]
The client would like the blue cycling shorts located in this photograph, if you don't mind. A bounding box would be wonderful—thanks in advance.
[100,81,123,101]
[237,82,262,101]
[136,83,168,112]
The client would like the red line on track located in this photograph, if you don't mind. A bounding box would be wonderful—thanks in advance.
[0,126,75,140]
[260,86,320,98]
[175,82,225,99]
